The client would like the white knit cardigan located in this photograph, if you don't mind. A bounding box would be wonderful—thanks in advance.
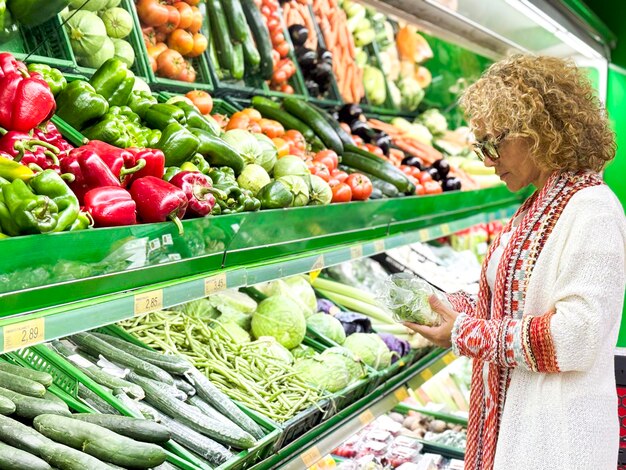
[460,185,626,470]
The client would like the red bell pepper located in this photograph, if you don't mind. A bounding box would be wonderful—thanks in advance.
[130,176,188,235]
[33,122,74,154]
[84,186,137,227]
[0,130,60,172]
[0,68,56,132]
[126,147,165,183]
[0,53,26,77]
[83,140,145,187]
[61,147,120,203]
[169,171,218,217]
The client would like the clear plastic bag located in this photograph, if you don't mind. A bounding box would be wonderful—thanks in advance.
[379,273,447,326]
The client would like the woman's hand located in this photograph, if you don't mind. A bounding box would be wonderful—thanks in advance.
[404,295,460,348]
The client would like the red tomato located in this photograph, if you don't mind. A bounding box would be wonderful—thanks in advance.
[414,183,425,195]
[328,178,340,187]
[226,113,250,131]
[364,143,384,157]
[285,130,306,149]
[279,83,294,94]
[424,181,443,194]
[240,108,262,122]
[272,137,290,157]
[346,173,373,201]
[352,135,363,145]
[416,171,433,185]
[287,142,305,157]
[248,121,262,133]
[330,169,349,183]
[276,41,290,58]
[258,118,284,138]
[400,165,413,176]
[313,149,339,171]
[185,90,212,114]
[310,162,330,182]
[331,183,352,203]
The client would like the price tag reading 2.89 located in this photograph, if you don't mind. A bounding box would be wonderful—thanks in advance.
[134,290,163,316]
[3,318,45,352]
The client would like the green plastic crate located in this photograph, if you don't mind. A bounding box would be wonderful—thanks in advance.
[8,344,211,470]
[101,325,283,470]
[0,14,76,71]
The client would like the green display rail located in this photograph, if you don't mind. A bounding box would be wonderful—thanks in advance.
[0,203,516,355]
[253,349,455,470]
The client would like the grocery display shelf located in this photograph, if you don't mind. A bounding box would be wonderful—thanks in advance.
[253,349,457,470]
[0,199,518,355]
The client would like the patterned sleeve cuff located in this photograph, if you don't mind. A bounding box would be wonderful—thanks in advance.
[446,292,477,316]
[450,313,467,357]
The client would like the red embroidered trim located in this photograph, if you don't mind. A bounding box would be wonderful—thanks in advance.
[526,309,560,373]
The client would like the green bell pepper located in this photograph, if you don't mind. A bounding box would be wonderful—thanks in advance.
[144,103,187,131]
[173,101,221,135]
[109,106,141,124]
[0,1,18,41]
[29,169,79,232]
[7,0,68,27]
[128,90,158,120]
[69,211,93,231]
[147,129,162,148]
[0,178,18,236]
[27,63,66,96]
[2,178,58,234]
[89,58,135,107]
[82,114,133,149]
[189,153,211,174]
[163,166,182,181]
[154,122,200,167]
[55,80,109,131]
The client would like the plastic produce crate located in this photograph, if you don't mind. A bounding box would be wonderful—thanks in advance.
[101,325,282,470]
[0,14,76,71]
[3,346,201,470]
[127,0,213,92]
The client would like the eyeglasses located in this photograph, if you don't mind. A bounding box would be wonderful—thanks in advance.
[472,132,507,162]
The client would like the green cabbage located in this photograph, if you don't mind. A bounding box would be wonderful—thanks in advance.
[249,337,294,365]
[343,333,392,370]
[212,321,250,344]
[322,347,366,382]
[417,109,448,136]
[306,313,346,344]
[253,133,278,173]
[208,289,256,330]
[256,275,317,317]
[294,355,352,392]
[180,299,219,320]
[277,175,309,207]
[66,10,108,58]
[291,344,317,360]
[237,164,270,196]
[251,295,306,349]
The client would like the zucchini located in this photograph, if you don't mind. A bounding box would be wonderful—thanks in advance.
[0,441,52,470]
[207,0,234,73]
[231,42,245,80]
[341,152,412,193]
[252,96,280,109]
[191,128,245,175]
[174,377,196,397]
[130,373,256,449]
[345,144,417,193]
[283,98,344,154]
[34,413,168,469]
[73,413,171,444]
[209,26,225,81]
[91,333,191,376]
[241,0,273,80]
[187,368,265,440]
[0,362,53,387]
[310,104,355,148]
[0,369,48,398]
[147,404,233,467]
[0,394,15,415]
[71,332,174,385]
[221,0,248,42]
[0,386,70,419]
[251,98,319,144]
[77,383,120,415]
[241,20,261,72]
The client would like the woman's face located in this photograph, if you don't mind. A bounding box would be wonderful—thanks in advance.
[480,134,552,191]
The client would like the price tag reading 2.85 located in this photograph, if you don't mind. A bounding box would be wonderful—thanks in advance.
[134,289,163,317]
[3,318,45,352]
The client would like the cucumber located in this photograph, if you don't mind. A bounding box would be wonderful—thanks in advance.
[113,390,146,417]
[174,377,196,397]
[283,98,344,154]
[231,42,245,80]
[71,332,174,385]
[129,373,256,449]
[153,462,179,470]
[221,0,248,43]
[45,442,116,470]
[128,372,186,401]
[34,414,168,469]
[146,404,233,467]
[187,395,241,429]
[207,0,234,73]
[191,128,245,175]
[0,362,53,387]
[73,413,171,444]
[251,99,318,143]
[241,20,261,72]
[0,394,15,415]
[0,414,53,455]
[310,104,355,148]
[0,369,48,397]
[0,441,52,470]
[341,152,412,193]
[187,368,265,440]
[0,387,70,419]
[209,26,225,80]
[91,333,191,375]
[43,390,67,405]
[135,400,160,422]
[77,383,120,415]
[241,0,273,80]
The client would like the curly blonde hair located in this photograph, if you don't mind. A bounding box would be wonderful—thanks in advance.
[459,55,615,172]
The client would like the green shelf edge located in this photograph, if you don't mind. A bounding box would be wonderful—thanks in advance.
[0,203,517,354]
